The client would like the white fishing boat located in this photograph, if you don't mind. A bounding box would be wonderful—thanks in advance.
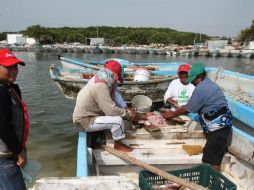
[230,49,241,58]
[156,49,167,55]
[218,49,231,57]
[210,49,220,57]
[179,49,192,56]
[241,49,254,58]
[198,49,210,56]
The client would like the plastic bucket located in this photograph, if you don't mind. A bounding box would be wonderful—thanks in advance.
[131,95,152,112]
[133,69,151,82]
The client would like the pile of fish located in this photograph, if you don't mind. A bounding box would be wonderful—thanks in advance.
[137,111,186,132]
[137,113,167,132]
[152,182,191,190]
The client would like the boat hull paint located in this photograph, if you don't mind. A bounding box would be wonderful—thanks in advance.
[52,76,173,102]
[207,68,254,129]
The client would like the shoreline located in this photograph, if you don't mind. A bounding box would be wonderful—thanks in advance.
[0,44,252,58]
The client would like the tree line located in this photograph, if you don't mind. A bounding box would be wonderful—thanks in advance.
[238,20,254,42]
[4,24,250,45]
[1,25,211,45]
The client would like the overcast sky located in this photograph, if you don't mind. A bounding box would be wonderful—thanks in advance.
[0,0,253,37]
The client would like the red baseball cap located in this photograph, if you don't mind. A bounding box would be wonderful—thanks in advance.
[178,63,191,73]
[105,60,123,82]
[0,48,25,67]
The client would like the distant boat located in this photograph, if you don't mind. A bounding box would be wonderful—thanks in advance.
[241,49,254,58]
[210,49,220,57]
[156,49,167,55]
[219,49,231,57]
[230,49,241,58]
[102,47,114,53]
[125,48,136,54]
[179,49,192,56]
[90,46,102,53]
[148,48,157,55]
[136,48,149,54]
[198,49,210,56]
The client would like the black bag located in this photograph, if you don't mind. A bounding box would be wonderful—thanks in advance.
[204,107,228,120]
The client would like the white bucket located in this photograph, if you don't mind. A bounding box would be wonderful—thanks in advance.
[133,69,151,82]
[131,95,152,112]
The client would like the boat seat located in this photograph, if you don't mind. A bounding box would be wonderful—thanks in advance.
[93,139,205,166]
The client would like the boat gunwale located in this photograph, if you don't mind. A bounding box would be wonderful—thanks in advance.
[50,67,177,85]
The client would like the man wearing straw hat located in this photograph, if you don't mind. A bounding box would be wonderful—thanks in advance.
[162,63,232,172]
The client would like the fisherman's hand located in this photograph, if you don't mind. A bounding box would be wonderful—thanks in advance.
[130,110,138,122]
[167,98,179,108]
[136,112,155,120]
[17,150,26,168]
[162,111,174,119]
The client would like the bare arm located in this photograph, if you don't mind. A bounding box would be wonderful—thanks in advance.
[166,97,179,108]
[162,106,188,119]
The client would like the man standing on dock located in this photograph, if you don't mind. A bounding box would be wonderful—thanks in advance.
[73,60,136,152]
[0,49,29,190]
[162,63,232,172]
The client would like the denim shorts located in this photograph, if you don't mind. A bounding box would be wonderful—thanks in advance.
[0,156,26,190]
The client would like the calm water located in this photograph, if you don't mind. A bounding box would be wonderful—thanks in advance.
[15,52,254,179]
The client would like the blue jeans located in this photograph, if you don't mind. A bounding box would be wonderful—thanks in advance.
[0,157,26,190]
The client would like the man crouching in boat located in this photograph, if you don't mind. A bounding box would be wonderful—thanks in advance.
[162,63,232,172]
[73,60,136,152]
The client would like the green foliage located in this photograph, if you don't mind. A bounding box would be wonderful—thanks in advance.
[1,25,210,45]
[0,32,8,41]
[238,20,254,42]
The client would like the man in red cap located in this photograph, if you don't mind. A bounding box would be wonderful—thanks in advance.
[0,48,28,190]
[104,60,124,83]
[164,63,195,108]
[73,60,136,152]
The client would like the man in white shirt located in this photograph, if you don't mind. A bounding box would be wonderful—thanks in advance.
[164,64,195,108]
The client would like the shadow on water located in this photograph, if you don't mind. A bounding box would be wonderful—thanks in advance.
[13,52,254,180]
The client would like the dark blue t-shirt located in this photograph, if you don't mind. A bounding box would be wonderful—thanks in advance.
[184,77,228,114]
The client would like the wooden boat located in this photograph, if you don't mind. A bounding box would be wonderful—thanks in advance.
[35,65,254,189]
[206,67,254,130]
[72,67,254,189]
[74,118,254,190]
[50,64,177,102]
[32,121,254,189]
[51,63,254,130]
[58,56,184,74]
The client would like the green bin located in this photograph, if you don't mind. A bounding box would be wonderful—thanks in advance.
[139,164,237,190]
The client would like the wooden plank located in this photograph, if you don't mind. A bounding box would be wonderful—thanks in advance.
[101,145,207,190]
